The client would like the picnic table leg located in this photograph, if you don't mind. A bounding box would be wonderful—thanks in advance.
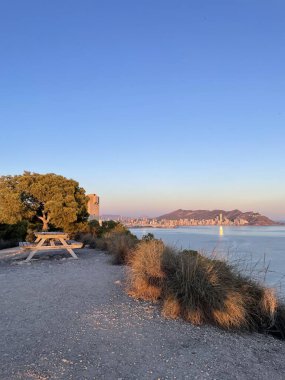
[59,238,79,259]
[25,238,46,262]
[66,248,79,259]
[25,249,38,262]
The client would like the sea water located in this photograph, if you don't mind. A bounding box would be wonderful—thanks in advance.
[131,226,285,295]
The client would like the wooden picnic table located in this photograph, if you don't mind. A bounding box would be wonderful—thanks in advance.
[19,232,83,262]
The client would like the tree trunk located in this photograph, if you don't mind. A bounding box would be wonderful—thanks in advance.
[42,219,49,231]
[38,214,50,231]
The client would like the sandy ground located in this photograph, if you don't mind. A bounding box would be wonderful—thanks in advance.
[0,248,285,380]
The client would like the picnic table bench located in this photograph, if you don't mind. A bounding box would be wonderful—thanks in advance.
[19,232,83,262]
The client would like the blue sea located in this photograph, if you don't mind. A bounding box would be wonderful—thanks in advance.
[130,226,285,295]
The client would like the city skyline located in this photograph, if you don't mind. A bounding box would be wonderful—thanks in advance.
[0,1,284,219]
[99,205,284,222]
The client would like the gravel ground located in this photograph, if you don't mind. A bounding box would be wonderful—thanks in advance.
[0,249,285,380]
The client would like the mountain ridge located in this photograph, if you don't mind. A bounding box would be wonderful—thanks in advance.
[157,209,281,226]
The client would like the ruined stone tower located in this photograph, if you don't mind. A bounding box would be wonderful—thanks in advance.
[87,194,100,220]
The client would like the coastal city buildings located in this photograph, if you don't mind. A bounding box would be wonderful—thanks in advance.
[122,215,250,228]
[101,209,276,227]
[87,194,100,220]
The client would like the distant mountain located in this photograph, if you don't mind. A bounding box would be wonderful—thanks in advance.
[157,209,281,226]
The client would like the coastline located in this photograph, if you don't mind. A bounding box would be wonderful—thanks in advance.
[129,223,284,229]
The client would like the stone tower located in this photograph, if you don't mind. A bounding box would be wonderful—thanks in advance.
[87,194,100,220]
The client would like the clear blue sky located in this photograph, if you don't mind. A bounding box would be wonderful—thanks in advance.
[0,1,284,218]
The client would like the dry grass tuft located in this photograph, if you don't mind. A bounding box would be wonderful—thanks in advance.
[106,233,138,265]
[184,308,205,325]
[162,249,268,330]
[128,276,162,301]
[129,240,165,278]
[125,237,285,339]
[161,249,285,336]
[127,240,165,300]
[162,295,181,319]
[260,288,277,318]
[211,291,247,329]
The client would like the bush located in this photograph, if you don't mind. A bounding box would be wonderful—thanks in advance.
[142,233,155,241]
[75,220,139,259]
[96,221,130,238]
[161,249,283,334]
[88,220,101,236]
[0,221,29,249]
[127,243,285,339]
[0,221,28,242]
[76,220,131,246]
[127,240,166,301]
[0,239,18,250]
[76,233,95,246]
[93,237,109,250]
[107,233,138,265]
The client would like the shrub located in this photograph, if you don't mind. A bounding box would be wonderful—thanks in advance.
[142,233,155,241]
[76,220,132,249]
[101,221,130,237]
[0,221,29,249]
[88,220,101,236]
[77,233,95,246]
[127,244,285,339]
[0,221,28,242]
[127,240,166,301]
[107,233,138,265]
[25,229,36,243]
[161,249,285,336]
[0,239,18,250]
[94,237,109,251]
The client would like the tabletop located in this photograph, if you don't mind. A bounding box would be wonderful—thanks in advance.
[34,232,69,238]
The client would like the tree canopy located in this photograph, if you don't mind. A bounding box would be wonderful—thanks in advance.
[0,172,89,231]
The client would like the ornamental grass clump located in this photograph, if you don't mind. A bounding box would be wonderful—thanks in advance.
[107,233,138,265]
[127,240,166,301]
[127,243,285,339]
[161,249,249,328]
[161,249,285,337]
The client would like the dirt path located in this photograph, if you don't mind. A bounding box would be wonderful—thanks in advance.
[0,249,284,380]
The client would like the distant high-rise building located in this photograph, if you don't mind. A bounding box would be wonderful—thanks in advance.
[87,194,100,220]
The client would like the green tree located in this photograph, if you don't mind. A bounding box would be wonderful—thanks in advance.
[0,172,89,231]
